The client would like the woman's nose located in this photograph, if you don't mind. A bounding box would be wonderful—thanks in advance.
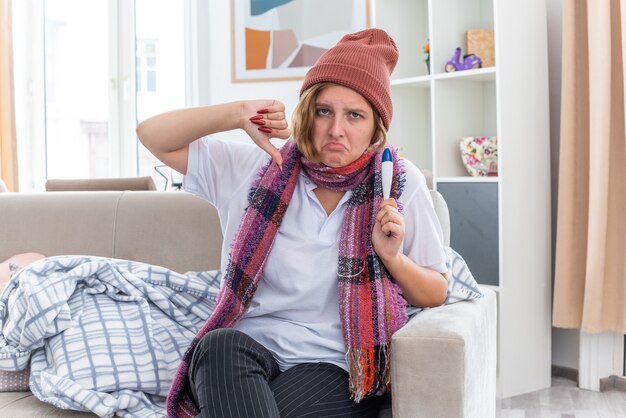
[329,117,345,138]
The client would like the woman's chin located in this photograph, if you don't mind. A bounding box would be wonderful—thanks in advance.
[318,152,350,168]
[321,159,346,168]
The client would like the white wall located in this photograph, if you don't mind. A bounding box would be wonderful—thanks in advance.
[197,0,302,146]
[546,0,580,371]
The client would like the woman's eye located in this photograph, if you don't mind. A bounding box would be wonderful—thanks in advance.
[349,112,362,119]
[316,108,330,116]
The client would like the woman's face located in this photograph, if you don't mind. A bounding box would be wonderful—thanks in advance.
[311,85,376,167]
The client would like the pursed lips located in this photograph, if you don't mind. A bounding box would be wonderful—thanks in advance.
[323,142,348,152]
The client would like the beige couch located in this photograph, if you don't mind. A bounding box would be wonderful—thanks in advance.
[45,176,157,192]
[0,191,496,417]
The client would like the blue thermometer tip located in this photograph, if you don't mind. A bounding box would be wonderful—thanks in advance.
[382,148,392,162]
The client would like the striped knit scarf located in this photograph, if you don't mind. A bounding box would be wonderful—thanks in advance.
[167,139,407,417]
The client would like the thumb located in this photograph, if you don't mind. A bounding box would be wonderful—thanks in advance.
[258,140,283,171]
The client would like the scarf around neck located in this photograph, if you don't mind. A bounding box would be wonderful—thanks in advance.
[167,139,407,417]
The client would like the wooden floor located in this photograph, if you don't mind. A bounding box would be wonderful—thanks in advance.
[498,377,626,417]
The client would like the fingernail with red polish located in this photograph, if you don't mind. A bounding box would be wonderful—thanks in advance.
[251,119,266,125]
[257,108,269,114]
[250,115,264,121]
[258,127,272,133]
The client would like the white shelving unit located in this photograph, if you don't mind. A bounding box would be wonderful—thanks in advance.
[373,0,552,399]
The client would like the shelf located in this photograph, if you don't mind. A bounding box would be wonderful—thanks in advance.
[374,0,552,400]
[390,67,496,87]
[437,176,499,183]
[433,67,496,82]
[374,0,429,79]
[390,75,431,88]
[434,76,497,177]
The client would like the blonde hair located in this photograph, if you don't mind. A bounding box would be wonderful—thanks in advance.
[291,83,388,161]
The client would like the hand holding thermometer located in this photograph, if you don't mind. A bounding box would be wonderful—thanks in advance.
[382,148,393,200]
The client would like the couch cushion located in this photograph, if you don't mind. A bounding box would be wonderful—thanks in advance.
[0,192,119,260]
[0,368,29,392]
[0,391,392,417]
[113,192,222,273]
[0,392,94,416]
[0,191,223,273]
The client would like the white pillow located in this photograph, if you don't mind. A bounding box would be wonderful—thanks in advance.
[443,246,484,303]
[407,246,484,317]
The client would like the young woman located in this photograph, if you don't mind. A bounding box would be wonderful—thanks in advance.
[137,28,448,418]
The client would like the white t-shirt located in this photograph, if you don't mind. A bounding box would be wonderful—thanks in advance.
[184,137,447,372]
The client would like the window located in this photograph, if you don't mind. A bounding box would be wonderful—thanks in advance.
[136,40,157,93]
[13,0,189,191]
[135,0,186,188]
[43,0,111,180]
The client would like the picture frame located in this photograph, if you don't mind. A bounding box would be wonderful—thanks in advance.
[231,0,370,83]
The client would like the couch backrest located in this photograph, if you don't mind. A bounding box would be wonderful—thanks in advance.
[0,190,449,273]
[46,177,157,191]
[0,191,221,273]
[430,190,450,247]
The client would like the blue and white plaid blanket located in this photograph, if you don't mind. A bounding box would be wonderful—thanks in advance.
[0,256,221,418]
[0,248,480,417]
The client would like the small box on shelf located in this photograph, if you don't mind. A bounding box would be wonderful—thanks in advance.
[466,29,495,68]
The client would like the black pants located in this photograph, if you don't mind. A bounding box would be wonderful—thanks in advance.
[188,328,383,418]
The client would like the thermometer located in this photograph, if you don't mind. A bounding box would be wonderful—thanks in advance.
[382,148,393,200]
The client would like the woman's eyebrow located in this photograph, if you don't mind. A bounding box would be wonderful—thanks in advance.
[315,101,370,114]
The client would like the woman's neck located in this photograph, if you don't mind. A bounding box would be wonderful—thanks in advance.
[313,187,346,216]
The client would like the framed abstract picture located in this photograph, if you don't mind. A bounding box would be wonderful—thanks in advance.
[231,0,370,82]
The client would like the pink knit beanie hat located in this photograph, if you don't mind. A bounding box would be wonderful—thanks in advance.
[299,28,399,130]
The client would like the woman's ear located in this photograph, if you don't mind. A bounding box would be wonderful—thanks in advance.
[369,136,384,151]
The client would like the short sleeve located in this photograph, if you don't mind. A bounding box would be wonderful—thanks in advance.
[400,160,448,273]
[183,137,269,209]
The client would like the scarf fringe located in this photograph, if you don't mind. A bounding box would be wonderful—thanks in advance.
[347,345,392,403]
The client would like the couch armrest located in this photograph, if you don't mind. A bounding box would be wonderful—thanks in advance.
[391,287,497,418]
